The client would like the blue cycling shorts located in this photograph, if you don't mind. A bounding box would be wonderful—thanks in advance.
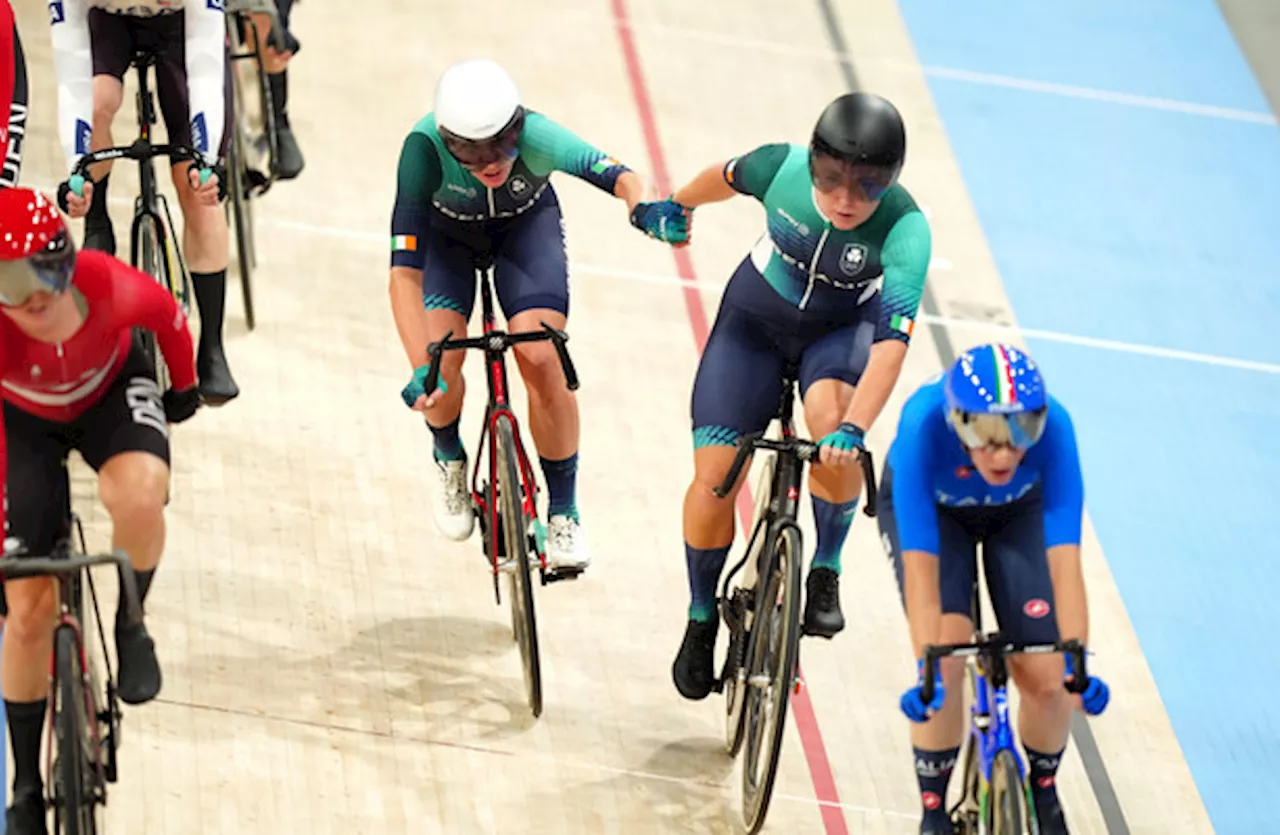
[690,259,877,449]
[877,466,1060,644]
[419,189,569,320]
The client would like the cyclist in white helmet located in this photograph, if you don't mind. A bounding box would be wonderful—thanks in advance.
[392,58,658,570]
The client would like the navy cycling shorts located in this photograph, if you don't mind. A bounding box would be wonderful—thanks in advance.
[877,467,1059,644]
[690,259,876,448]
[419,191,569,321]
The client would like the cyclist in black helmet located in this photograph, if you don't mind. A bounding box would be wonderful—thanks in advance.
[630,92,934,701]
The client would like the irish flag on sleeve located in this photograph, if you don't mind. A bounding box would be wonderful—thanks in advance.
[890,313,915,336]
[392,234,417,253]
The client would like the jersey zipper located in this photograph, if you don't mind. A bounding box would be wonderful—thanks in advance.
[487,186,495,218]
[798,227,831,311]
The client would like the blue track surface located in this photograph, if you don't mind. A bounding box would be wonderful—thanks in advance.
[898,2,1280,831]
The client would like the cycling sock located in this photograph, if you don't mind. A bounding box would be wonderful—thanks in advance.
[1024,744,1065,810]
[686,543,730,623]
[87,172,111,222]
[268,70,289,128]
[914,746,959,829]
[6,698,46,793]
[540,453,578,518]
[811,495,859,574]
[191,270,228,352]
[117,567,155,631]
[429,418,464,462]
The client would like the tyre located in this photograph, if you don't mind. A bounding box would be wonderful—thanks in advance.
[496,415,542,718]
[990,749,1026,835]
[741,523,803,834]
[136,214,172,392]
[53,626,98,835]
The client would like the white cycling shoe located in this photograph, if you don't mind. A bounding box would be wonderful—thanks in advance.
[433,458,475,541]
[546,514,590,571]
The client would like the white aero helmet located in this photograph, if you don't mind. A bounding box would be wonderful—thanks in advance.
[434,59,526,168]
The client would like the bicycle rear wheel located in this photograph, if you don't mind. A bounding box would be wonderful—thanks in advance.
[496,414,542,718]
[989,749,1026,835]
[52,625,98,835]
[741,523,802,834]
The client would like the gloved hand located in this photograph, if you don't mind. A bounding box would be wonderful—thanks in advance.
[817,421,865,467]
[900,659,945,723]
[401,364,449,410]
[629,196,691,245]
[1065,651,1110,716]
[162,387,201,424]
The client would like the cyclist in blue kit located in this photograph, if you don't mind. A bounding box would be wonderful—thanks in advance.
[878,343,1111,835]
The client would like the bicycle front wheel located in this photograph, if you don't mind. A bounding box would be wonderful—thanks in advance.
[725,456,777,756]
[53,625,98,835]
[496,414,542,718]
[741,523,803,834]
[989,749,1027,835]
[135,215,172,392]
[228,117,256,331]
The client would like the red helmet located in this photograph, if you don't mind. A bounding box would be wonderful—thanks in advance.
[0,187,77,306]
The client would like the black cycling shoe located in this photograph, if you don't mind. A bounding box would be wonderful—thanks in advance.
[6,786,48,835]
[802,567,844,638]
[274,126,305,180]
[116,620,162,705]
[672,618,719,701]
[197,342,240,406]
[82,217,117,256]
[1034,795,1070,835]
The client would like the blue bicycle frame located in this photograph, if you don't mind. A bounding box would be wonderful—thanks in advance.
[922,626,1089,833]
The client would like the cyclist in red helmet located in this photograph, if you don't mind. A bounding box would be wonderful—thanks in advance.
[0,187,200,834]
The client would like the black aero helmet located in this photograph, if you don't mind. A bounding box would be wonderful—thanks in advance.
[810,92,906,182]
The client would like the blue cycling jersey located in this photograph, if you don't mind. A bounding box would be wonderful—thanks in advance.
[885,376,1085,554]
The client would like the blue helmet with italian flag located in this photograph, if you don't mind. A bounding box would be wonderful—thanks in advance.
[943,343,1049,450]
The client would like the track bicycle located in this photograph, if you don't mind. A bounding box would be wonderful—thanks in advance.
[66,49,211,394]
[711,366,878,834]
[419,256,582,719]
[921,577,1091,835]
[0,505,142,834]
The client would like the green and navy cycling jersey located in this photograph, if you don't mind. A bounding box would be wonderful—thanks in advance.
[885,377,1085,554]
[390,111,630,267]
[724,143,931,343]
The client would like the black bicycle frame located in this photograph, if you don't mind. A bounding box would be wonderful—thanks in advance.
[713,373,879,600]
[69,52,199,295]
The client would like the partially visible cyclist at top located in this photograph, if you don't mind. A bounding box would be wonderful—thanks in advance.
[0,0,29,188]
[626,93,932,701]
[391,58,655,571]
[0,187,201,835]
[878,343,1111,835]
[244,0,304,179]
[49,0,241,405]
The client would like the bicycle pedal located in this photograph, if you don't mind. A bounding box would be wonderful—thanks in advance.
[544,567,583,583]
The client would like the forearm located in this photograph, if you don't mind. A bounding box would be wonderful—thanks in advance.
[844,339,908,431]
[389,267,430,369]
[613,170,650,213]
[903,551,943,659]
[672,161,738,208]
[1048,543,1088,644]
